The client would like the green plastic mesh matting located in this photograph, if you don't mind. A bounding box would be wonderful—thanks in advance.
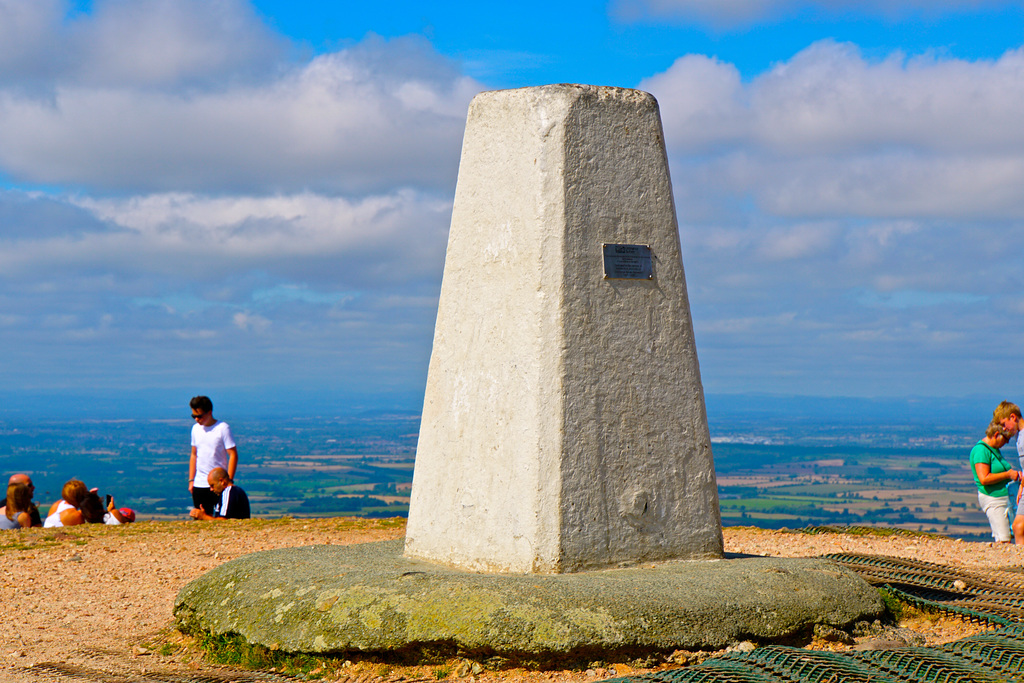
[601,551,1024,683]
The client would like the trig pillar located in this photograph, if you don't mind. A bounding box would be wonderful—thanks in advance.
[405,84,723,574]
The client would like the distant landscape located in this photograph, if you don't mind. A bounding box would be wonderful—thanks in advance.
[0,413,418,521]
[0,408,1006,542]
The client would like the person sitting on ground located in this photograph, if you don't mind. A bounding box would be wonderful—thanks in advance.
[79,491,105,523]
[103,494,133,525]
[43,479,87,528]
[0,474,41,527]
[78,491,135,525]
[971,422,1019,543]
[0,483,34,529]
[188,468,250,521]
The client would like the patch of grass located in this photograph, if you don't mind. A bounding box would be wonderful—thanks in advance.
[195,631,327,678]
[0,529,86,552]
[897,602,934,623]
[434,665,451,679]
[877,587,904,622]
[793,525,945,539]
[0,539,43,551]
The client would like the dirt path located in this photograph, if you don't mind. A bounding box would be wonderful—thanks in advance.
[1,520,1020,682]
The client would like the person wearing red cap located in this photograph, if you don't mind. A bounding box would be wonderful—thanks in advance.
[103,494,135,524]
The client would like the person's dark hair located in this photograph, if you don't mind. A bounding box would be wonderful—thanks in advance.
[79,492,105,524]
[6,483,30,521]
[190,396,213,413]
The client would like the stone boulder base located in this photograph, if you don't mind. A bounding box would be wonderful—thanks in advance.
[174,540,883,661]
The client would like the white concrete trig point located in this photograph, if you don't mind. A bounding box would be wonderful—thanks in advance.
[405,84,723,574]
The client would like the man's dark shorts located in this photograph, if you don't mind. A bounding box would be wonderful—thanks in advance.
[192,487,219,515]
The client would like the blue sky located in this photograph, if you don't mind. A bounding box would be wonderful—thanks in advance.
[1,0,1023,417]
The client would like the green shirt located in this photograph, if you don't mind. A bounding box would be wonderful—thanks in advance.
[970,440,1012,497]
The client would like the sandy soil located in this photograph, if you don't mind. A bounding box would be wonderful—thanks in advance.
[1,520,1020,683]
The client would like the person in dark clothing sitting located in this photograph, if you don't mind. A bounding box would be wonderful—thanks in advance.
[188,467,250,520]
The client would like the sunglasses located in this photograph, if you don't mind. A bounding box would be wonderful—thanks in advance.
[192,411,207,420]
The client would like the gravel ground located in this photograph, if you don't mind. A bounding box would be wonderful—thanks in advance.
[0,520,1018,682]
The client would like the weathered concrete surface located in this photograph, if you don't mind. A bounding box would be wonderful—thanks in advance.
[174,540,883,659]
[406,83,722,574]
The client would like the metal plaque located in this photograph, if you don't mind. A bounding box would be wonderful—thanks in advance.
[602,243,652,280]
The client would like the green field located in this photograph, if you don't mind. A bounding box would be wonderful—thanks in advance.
[712,442,992,541]
[0,416,1004,541]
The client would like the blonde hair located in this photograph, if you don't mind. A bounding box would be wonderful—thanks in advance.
[5,483,30,521]
[986,422,1010,440]
[61,479,88,507]
[994,401,1022,423]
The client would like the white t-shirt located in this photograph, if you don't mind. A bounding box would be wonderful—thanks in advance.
[191,421,236,489]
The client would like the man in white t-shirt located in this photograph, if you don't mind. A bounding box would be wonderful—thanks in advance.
[188,395,238,516]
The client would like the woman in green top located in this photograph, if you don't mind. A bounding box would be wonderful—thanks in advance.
[971,422,1020,543]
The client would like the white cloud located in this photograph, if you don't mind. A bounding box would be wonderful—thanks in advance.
[616,0,1014,28]
[645,41,1024,219]
[1,0,1018,401]
[0,48,479,194]
[0,189,453,287]
[648,41,1024,157]
[232,311,270,333]
[642,55,747,151]
[0,187,447,395]
[0,2,475,400]
[0,3,480,194]
[757,221,839,260]
[748,43,1024,155]
[0,0,65,85]
[73,0,282,87]
[0,0,281,88]
[645,41,1024,396]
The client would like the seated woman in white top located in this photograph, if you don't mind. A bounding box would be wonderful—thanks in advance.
[43,479,87,528]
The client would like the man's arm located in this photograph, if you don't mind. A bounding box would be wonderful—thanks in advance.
[188,446,198,493]
[189,507,217,521]
[226,447,238,481]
